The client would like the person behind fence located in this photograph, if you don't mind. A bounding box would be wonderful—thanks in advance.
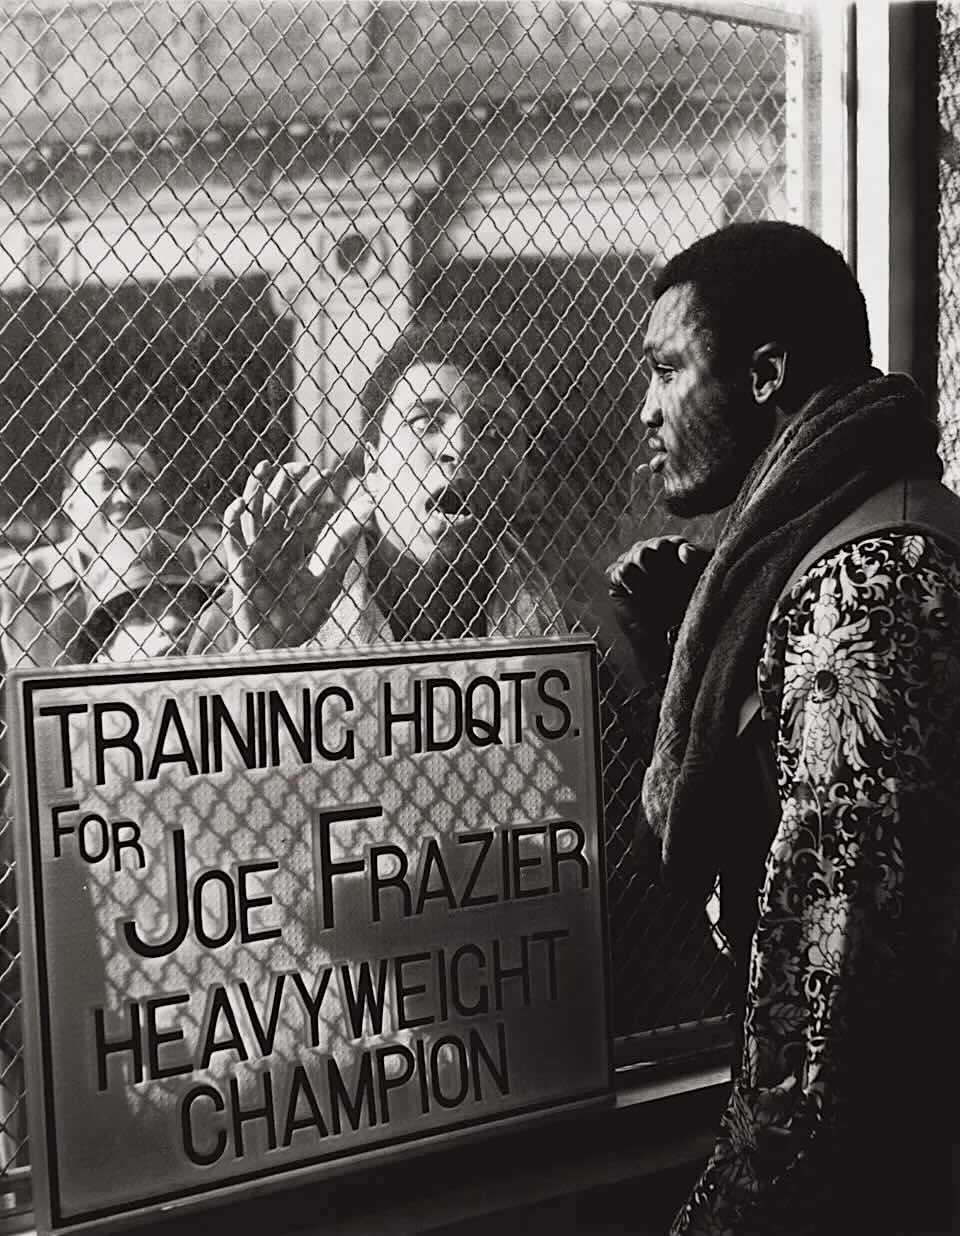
[607,221,960,1235]
[0,424,176,669]
[190,322,565,653]
[0,423,192,1167]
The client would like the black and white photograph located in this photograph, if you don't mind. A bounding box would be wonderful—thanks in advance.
[0,2,953,1234]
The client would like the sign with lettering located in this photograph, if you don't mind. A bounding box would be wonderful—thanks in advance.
[8,637,611,1234]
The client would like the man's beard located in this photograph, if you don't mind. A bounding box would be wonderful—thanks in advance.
[662,400,777,518]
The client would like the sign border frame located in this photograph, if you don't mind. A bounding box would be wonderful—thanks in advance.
[8,635,614,1235]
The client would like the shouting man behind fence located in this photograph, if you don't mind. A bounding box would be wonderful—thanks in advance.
[608,221,960,1235]
[190,322,565,653]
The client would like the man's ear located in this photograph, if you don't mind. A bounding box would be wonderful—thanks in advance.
[749,342,787,405]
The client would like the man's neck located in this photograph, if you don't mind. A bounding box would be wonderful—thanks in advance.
[366,532,495,641]
[61,529,99,572]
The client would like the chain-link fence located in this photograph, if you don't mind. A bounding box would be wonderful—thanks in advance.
[0,0,810,1204]
[941,3,960,488]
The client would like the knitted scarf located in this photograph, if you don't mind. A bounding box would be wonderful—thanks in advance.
[640,370,943,896]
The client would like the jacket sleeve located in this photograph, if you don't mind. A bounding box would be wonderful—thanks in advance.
[670,531,960,1236]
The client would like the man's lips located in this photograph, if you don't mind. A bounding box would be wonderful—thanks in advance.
[646,437,667,474]
[106,502,139,523]
[428,511,476,532]
[427,488,476,526]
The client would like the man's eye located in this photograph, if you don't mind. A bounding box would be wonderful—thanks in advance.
[652,363,675,382]
[489,416,523,442]
[409,412,437,433]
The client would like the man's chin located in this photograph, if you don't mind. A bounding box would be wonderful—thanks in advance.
[661,485,713,518]
[107,508,149,529]
[85,513,147,548]
[661,471,744,519]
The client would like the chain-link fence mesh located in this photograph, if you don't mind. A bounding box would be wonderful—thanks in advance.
[941,3,960,489]
[0,0,808,1199]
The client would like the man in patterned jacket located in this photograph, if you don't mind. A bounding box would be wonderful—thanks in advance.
[609,221,960,1234]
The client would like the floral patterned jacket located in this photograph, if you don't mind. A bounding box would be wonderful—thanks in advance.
[672,530,960,1235]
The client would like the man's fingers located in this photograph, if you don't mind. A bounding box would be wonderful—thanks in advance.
[262,463,316,530]
[287,470,341,530]
[236,462,299,542]
[680,542,712,569]
[238,464,272,544]
[223,496,245,557]
[607,535,687,575]
[264,462,293,509]
[608,538,689,593]
[261,465,352,543]
[635,536,688,567]
[308,491,375,577]
[607,543,649,584]
[223,497,256,605]
[229,460,371,608]
[606,559,627,587]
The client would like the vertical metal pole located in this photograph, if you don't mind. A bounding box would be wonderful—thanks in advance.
[784,24,807,224]
[813,3,856,258]
[854,0,891,372]
[888,1,939,395]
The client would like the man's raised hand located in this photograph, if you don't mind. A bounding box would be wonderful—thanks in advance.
[224,460,372,649]
[606,536,712,681]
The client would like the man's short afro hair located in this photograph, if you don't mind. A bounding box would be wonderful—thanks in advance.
[357,321,527,443]
[60,419,159,499]
[652,221,872,384]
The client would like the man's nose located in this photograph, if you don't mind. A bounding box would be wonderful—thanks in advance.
[437,415,474,469]
[640,380,663,429]
[122,473,149,501]
[110,478,138,507]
